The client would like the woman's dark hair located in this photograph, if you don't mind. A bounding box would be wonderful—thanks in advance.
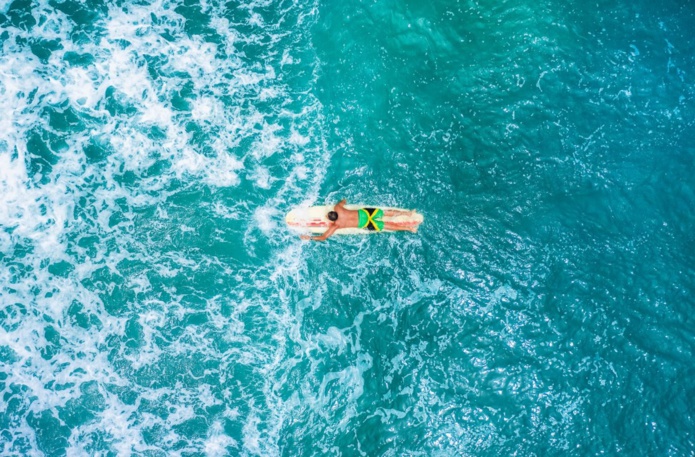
[327,211,338,221]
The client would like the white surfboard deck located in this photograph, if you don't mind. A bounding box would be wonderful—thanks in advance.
[286,205,423,234]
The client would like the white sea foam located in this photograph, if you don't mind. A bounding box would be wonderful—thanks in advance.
[205,420,238,456]
[252,206,279,234]
[1,0,328,454]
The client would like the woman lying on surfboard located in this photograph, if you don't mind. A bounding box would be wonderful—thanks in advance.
[300,199,419,242]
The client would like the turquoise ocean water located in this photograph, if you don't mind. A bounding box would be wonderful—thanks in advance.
[1,0,694,455]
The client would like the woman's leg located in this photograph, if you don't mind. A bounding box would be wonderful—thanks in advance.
[383,222,418,233]
[383,209,414,217]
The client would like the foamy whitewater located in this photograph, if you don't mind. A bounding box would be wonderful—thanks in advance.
[1,0,694,455]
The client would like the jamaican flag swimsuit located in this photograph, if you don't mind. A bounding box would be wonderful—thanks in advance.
[358,208,384,231]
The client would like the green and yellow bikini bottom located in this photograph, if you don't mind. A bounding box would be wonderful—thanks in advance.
[358,208,384,231]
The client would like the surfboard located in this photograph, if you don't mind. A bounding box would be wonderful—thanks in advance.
[286,205,424,234]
